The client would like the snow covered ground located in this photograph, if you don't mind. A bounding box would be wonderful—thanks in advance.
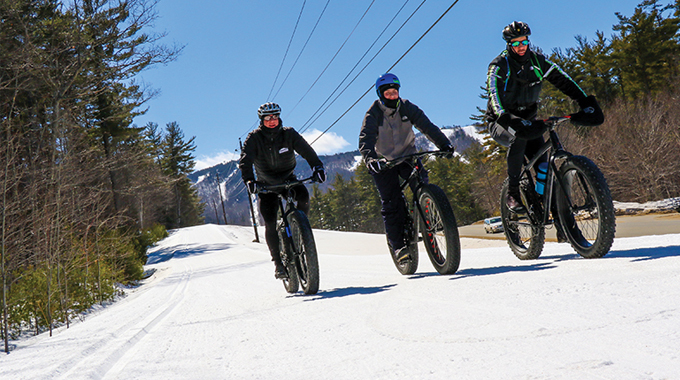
[2,224,680,379]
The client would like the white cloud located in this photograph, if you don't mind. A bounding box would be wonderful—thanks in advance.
[195,151,240,171]
[300,129,351,155]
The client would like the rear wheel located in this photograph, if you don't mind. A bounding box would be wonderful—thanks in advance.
[555,156,615,258]
[500,177,545,260]
[288,210,319,294]
[418,184,460,275]
[278,225,299,293]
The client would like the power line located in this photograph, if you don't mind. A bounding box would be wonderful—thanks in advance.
[266,0,306,101]
[299,0,423,134]
[270,0,332,101]
[309,0,462,146]
[287,0,376,117]
[300,0,414,133]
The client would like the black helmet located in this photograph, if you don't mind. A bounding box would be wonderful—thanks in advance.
[502,21,531,42]
[257,102,281,118]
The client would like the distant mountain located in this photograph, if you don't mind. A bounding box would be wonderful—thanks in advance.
[189,125,486,225]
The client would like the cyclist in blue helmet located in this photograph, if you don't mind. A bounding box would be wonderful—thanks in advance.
[486,21,604,213]
[359,73,455,264]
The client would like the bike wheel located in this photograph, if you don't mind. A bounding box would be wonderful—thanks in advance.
[278,225,299,293]
[500,177,545,260]
[287,210,320,294]
[555,156,616,258]
[418,184,461,275]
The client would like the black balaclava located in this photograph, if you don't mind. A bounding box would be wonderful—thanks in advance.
[507,43,531,63]
[378,83,400,109]
[259,116,283,137]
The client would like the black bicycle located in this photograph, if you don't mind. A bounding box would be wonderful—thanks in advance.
[500,116,616,260]
[384,151,461,275]
[259,177,319,295]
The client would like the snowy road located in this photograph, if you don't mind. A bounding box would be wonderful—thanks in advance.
[3,224,680,379]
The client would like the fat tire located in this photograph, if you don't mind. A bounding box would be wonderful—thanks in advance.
[278,225,299,293]
[288,210,320,294]
[418,184,461,274]
[556,156,616,258]
[500,177,545,260]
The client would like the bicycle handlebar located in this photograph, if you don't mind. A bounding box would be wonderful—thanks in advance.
[541,116,571,128]
[256,176,315,194]
[384,150,451,169]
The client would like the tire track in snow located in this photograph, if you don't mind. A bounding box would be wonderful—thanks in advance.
[49,265,193,380]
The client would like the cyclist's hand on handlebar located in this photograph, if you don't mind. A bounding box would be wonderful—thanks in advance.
[366,157,387,175]
[439,144,455,158]
[509,118,548,140]
[246,180,258,194]
[570,95,604,126]
[312,166,326,183]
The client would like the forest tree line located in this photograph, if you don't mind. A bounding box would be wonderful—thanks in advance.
[1,0,203,348]
[308,0,680,232]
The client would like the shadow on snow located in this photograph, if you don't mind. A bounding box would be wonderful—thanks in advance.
[606,244,680,262]
[146,243,236,264]
[302,284,397,301]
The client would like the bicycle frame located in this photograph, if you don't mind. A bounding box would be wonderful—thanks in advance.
[520,118,577,227]
[390,152,448,234]
[259,177,314,238]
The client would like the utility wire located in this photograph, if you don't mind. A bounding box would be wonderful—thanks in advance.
[266,0,306,101]
[271,0,332,101]
[309,0,461,146]
[287,0,376,117]
[300,0,414,133]
[299,0,421,134]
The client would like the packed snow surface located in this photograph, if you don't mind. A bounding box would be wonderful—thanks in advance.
[2,224,679,379]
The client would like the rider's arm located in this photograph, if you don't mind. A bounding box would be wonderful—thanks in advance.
[358,101,381,160]
[540,55,588,102]
[486,61,509,120]
[238,132,257,182]
[402,100,451,150]
[289,128,323,170]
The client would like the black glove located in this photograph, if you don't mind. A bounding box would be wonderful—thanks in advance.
[312,166,326,183]
[365,157,387,175]
[245,180,258,194]
[439,144,455,158]
[570,95,604,126]
[509,118,548,140]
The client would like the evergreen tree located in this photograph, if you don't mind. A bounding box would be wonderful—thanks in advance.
[160,122,204,228]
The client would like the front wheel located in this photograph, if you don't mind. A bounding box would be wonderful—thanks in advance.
[555,156,616,258]
[287,210,320,294]
[418,184,460,275]
[278,224,299,294]
[500,177,545,260]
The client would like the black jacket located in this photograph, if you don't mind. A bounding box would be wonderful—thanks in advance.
[239,124,322,185]
[359,99,451,161]
[486,49,587,123]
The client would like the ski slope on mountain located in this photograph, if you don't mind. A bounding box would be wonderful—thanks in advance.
[3,224,680,379]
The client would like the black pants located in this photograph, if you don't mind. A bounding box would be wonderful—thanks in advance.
[489,120,546,188]
[371,160,427,250]
[258,184,309,262]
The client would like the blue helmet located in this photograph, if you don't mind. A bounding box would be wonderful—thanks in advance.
[375,73,400,97]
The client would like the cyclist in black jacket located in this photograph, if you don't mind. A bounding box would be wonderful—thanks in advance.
[486,21,604,212]
[239,102,326,278]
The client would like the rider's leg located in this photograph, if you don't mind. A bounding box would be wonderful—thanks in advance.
[372,167,407,251]
[258,193,285,276]
[291,184,310,215]
[506,139,527,211]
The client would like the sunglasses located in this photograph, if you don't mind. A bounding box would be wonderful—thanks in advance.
[263,114,279,121]
[510,39,530,47]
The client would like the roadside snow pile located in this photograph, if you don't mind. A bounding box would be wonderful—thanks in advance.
[614,197,680,215]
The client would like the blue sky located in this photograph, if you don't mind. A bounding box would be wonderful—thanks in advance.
[133,0,644,170]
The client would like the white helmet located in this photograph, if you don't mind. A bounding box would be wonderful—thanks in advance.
[257,102,281,118]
